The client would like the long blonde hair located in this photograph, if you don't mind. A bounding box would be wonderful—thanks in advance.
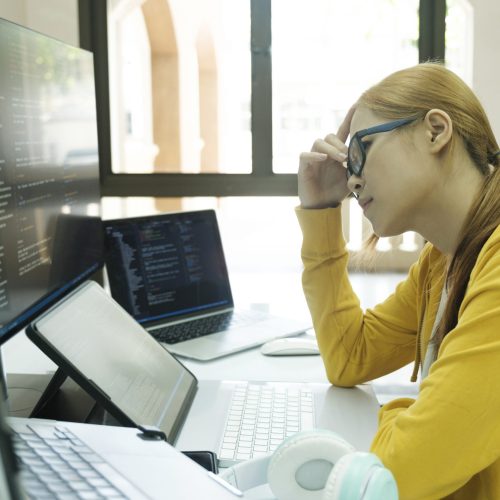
[358,63,500,349]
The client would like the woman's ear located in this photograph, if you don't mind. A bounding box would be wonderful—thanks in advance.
[424,109,452,154]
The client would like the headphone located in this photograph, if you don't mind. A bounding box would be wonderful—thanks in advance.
[220,430,398,500]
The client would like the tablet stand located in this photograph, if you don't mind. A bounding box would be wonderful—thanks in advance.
[32,368,100,422]
[7,368,97,422]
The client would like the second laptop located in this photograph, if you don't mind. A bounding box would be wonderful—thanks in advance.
[103,209,309,360]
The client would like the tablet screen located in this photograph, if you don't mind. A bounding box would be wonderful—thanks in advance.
[29,281,196,440]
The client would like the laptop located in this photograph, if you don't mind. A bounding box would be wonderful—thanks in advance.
[0,390,241,499]
[26,281,380,470]
[102,210,310,360]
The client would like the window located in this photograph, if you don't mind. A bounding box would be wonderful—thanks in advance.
[107,0,252,175]
[80,0,446,272]
[272,0,419,173]
[79,0,443,198]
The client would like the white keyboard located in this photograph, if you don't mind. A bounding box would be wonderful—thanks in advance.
[218,383,315,467]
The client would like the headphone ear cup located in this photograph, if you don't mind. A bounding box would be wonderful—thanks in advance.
[322,452,398,500]
[363,467,398,500]
[267,430,356,500]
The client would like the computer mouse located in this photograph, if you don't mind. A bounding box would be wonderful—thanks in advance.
[260,337,320,356]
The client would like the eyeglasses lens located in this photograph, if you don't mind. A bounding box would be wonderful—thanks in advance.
[348,139,363,177]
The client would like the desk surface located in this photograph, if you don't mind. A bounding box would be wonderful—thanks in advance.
[2,271,406,382]
[1,273,400,459]
[182,331,329,383]
[3,328,380,451]
[1,327,327,383]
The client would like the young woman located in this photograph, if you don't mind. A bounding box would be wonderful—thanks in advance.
[296,63,500,499]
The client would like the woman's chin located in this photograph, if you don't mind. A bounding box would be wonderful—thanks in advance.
[370,221,402,239]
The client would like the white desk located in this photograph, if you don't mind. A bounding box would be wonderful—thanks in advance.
[2,269,413,388]
[183,331,326,383]
[1,271,396,454]
[2,328,380,451]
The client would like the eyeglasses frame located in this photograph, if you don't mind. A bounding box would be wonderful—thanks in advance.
[346,117,418,179]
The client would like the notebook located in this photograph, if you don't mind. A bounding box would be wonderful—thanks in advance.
[102,210,310,360]
[0,388,241,499]
[26,281,380,469]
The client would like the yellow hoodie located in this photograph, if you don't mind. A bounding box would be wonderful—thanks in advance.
[296,206,500,500]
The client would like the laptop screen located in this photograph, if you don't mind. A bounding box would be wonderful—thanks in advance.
[103,210,233,324]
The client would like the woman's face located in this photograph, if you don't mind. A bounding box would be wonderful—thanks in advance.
[347,107,439,237]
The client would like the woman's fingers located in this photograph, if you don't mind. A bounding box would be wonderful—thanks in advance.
[298,152,328,178]
[307,104,357,163]
[298,105,357,208]
[300,151,328,161]
[300,151,328,162]
[311,138,347,162]
[337,104,357,143]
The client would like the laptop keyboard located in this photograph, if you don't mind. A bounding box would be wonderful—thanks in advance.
[12,424,134,499]
[153,310,265,344]
[218,383,315,467]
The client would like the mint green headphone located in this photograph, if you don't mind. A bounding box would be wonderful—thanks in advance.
[220,429,398,500]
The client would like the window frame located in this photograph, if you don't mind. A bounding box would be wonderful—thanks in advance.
[78,0,445,197]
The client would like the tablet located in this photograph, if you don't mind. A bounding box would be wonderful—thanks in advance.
[26,281,197,442]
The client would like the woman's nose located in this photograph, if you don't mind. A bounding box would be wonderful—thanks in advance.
[347,174,365,197]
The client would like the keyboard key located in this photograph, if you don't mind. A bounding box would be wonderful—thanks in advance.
[253,445,268,452]
[301,413,314,429]
[97,486,122,496]
[77,492,102,499]
[219,449,235,460]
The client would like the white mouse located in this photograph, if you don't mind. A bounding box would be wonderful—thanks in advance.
[260,337,320,356]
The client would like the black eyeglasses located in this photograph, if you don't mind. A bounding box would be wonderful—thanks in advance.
[346,117,418,179]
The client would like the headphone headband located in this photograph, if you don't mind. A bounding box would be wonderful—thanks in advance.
[220,455,271,492]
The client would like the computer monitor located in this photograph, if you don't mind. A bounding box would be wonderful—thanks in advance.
[0,17,103,348]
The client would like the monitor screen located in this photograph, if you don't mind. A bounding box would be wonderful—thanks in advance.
[0,18,102,344]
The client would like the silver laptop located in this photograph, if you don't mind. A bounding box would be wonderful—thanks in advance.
[0,392,240,499]
[26,281,380,471]
[103,210,310,360]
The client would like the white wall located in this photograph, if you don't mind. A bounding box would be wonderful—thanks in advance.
[0,0,78,46]
[470,0,500,140]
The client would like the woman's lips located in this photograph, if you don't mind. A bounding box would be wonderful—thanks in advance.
[358,198,373,211]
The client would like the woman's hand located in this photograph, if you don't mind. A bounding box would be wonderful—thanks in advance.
[298,106,356,209]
